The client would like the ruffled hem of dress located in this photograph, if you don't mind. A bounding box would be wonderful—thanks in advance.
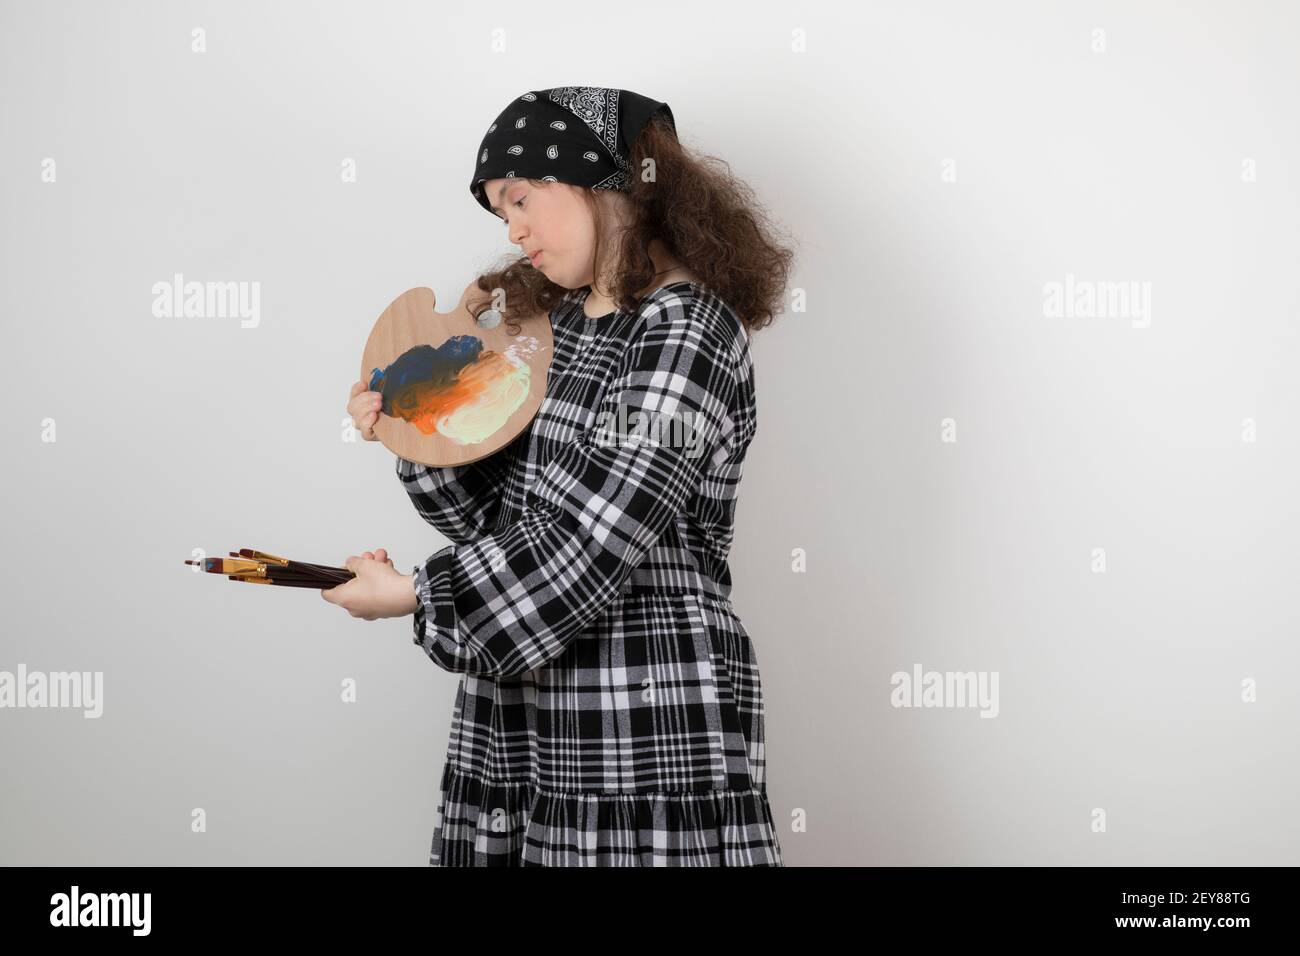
[427,763,785,867]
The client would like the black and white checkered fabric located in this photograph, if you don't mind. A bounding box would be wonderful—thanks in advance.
[396,281,783,866]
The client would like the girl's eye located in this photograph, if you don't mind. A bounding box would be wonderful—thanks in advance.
[499,195,525,225]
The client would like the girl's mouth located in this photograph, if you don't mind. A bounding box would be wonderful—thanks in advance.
[530,251,543,267]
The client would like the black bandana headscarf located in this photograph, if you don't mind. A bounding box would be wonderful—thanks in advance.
[470,86,675,216]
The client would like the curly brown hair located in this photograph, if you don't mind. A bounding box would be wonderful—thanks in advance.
[469,116,797,338]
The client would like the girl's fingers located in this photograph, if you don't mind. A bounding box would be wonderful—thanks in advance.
[350,399,381,422]
[350,406,379,440]
[347,388,383,424]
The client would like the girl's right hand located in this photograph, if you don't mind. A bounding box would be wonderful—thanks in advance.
[348,379,384,441]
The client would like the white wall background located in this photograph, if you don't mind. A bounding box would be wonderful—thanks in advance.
[2,0,1297,865]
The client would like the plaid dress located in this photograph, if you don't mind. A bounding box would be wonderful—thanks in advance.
[396,280,783,866]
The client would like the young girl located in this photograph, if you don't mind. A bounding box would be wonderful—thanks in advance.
[323,87,794,866]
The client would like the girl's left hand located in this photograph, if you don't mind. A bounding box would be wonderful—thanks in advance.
[321,548,420,620]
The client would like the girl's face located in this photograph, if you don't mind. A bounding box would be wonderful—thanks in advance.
[483,177,615,290]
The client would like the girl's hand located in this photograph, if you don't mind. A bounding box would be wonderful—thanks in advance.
[347,379,384,441]
[321,548,419,620]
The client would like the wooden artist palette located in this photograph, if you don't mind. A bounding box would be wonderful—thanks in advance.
[360,282,553,467]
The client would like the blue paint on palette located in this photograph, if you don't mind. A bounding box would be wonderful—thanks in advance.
[368,335,484,409]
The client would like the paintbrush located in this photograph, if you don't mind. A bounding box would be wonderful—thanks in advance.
[234,549,353,581]
[228,575,339,590]
[184,553,356,588]
[227,569,343,586]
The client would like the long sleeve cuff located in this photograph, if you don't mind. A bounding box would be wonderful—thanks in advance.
[411,545,453,643]
[410,544,505,674]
